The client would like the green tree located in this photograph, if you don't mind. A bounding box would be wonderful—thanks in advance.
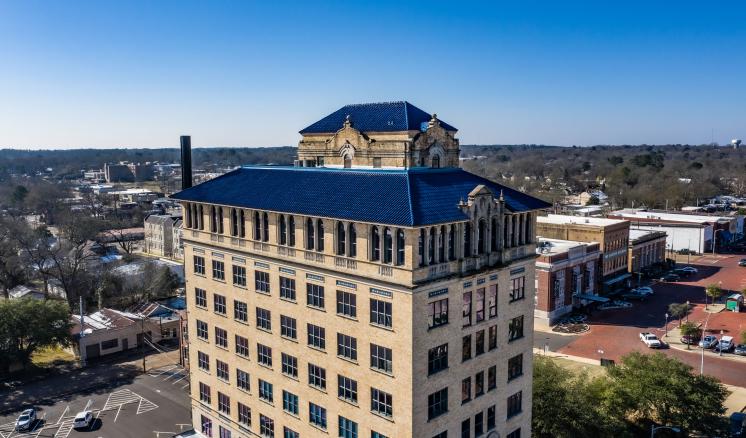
[705,284,724,309]
[605,352,729,436]
[0,299,71,373]
[741,330,746,345]
[679,322,700,350]
[667,303,689,326]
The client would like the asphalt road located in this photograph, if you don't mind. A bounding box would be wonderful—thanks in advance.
[0,364,192,438]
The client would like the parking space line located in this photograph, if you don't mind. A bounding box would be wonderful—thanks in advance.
[151,365,177,377]
[114,404,123,423]
[56,407,68,426]
[171,375,188,384]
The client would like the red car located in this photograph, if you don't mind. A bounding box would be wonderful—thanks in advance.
[681,335,701,345]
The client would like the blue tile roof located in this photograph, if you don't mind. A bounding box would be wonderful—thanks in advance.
[170,166,550,226]
[299,101,457,134]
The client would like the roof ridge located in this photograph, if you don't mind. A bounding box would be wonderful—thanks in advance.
[404,170,415,226]
[403,101,410,132]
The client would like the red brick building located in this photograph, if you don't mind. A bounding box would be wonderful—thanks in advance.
[535,238,602,324]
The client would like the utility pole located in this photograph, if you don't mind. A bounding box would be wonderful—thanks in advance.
[79,296,87,368]
[141,316,146,373]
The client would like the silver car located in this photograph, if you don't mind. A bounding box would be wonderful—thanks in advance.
[698,335,718,349]
[15,408,36,431]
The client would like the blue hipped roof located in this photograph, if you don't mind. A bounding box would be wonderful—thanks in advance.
[299,101,457,134]
[170,166,550,227]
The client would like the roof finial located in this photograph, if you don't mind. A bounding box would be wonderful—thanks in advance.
[499,190,504,201]
[343,114,352,128]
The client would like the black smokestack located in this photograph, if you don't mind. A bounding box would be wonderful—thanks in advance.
[180,135,192,190]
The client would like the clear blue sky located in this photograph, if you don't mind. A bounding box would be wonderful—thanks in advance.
[2,1,745,148]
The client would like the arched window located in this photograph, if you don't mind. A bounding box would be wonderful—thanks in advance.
[316,219,325,251]
[262,212,269,242]
[254,211,261,240]
[184,203,192,228]
[432,155,440,168]
[288,216,295,246]
[438,225,446,262]
[503,216,509,248]
[448,224,455,260]
[217,207,224,233]
[210,206,217,233]
[477,219,486,254]
[418,229,426,266]
[306,218,315,250]
[198,205,204,230]
[491,217,498,251]
[239,210,246,237]
[337,222,346,256]
[396,229,405,266]
[279,215,287,245]
[383,227,393,264]
[349,224,357,257]
[464,222,472,257]
[231,208,239,237]
[428,227,435,265]
[371,226,380,261]
[524,214,531,244]
[343,155,352,168]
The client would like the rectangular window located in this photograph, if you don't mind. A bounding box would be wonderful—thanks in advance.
[338,416,358,438]
[508,354,523,381]
[212,260,225,281]
[507,391,522,418]
[507,429,520,438]
[281,353,298,378]
[236,368,250,391]
[338,375,358,403]
[462,419,470,438]
[215,327,228,348]
[475,288,485,322]
[195,287,207,308]
[101,339,118,349]
[427,387,448,420]
[370,298,393,328]
[337,333,357,360]
[428,343,449,375]
[307,283,325,309]
[214,294,226,315]
[199,382,211,404]
[308,363,327,389]
[428,298,449,328]
[370,344,392,373]
[475,412,484,437]
[487,405,496,430]
[280,315,297,339]
[257,343,272,367]
[238,402,251,427]
[307,323,326,350]
[475,371,484,397]
[475,330,485,356]
[197,351,209,371]
[255,271,270,294]
[488,285,497,318]
[201,415,212,437]
[462,335,471,362]
[216,359,229,380]
[336,291,357,318]
[488,325,497,351]
[372,432,389,438]
[283,427,299,438]
[510,276,525,302]
[256,307,272,331]
[258,379,273,403]
[194,256,205,275]
[433,433,447,438]
[309,402,327,429]
[260,414,274,437]
[509,315,524,341]
[196,320,208,340]
[218,392,230,414]
[235,335,249,357]
[232,265,247,287]
[280,277,296,301]
[371,388,393,418]
[488,365,496,391]
[234,300,248,322]
[462,377,471,404]
[282,390,299,415]
[462,292,472,327]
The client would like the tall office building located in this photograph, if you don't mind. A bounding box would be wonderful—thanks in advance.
[172,102,550,438]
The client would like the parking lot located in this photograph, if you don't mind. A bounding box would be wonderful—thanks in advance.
[0,364,191,438]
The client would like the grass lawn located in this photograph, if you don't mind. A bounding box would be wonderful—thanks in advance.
[549,356,607,378]
[31,346,76,367]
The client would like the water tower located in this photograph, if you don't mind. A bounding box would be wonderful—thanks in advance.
[732,139,741,150]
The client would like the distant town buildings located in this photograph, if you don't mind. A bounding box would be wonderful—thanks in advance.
[144,214,184,261]
[104,162,156,183]
[627,229,667,274]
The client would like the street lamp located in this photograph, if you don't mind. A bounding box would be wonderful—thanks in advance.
[701,310,713,375]
[664,313,669,338]
[719,329,724,357]
[686,300,690,323]
[651,425,681,437]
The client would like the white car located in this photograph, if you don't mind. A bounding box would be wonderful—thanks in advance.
[680,266,698,274]
[640,332,662,348]
[73,411,93,429]
[632,286,653,295]
[15,408,36,431]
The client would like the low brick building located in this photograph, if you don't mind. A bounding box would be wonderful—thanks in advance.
[628,229,667,277]
[535,238,603,324]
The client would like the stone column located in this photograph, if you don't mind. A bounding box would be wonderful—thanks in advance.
[506,215,512,248]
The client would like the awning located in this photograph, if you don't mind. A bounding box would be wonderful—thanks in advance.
[603,273,632,286]
[574,293,610,303]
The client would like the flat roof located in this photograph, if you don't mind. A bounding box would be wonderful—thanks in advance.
[612,209,732,224]
[537,237,599,255]
[629,228,666,240]
[537,214,627,227]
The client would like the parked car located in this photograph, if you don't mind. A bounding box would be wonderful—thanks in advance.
[698,335,718,349]
[680,266,698,274]
[714,336,735,353]
[660,273,681,282]
[681,334,701,345]
[739,259,746,267]
[632,286,654,295]
[734,344,746,356]
[639,332,662,348]
[621,291,647,301]
[72,411,93,429]
[15,408,36,431]
[730,412,746,437]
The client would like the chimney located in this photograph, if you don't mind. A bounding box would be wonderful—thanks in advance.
[180,135,193,190]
